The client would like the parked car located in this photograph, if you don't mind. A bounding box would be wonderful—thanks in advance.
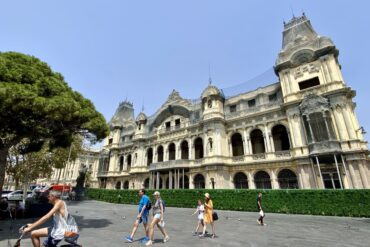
[1,190,32,201]
[1,190,13,196]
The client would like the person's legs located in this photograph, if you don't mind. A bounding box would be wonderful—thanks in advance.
[129,219,140,238]
[146,217,160,246]
[142,214,149,238]
[30,228,48,247]
[210,222,216,237]
[201,223,207,236]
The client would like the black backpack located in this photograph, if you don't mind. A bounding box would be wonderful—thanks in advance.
[147,201,152,211]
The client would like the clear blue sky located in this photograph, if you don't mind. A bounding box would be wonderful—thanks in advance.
[1,0,369,142]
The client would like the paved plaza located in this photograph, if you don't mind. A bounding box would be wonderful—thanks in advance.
[1,200,370,247]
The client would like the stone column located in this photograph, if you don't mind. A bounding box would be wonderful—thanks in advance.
[306,115,316,143]
[315,156,324,188]
[264,125,272,153]
[169,170,173,189]
[156,172,160,190]
[341,155,353,189]
[271,170,279,189]
[182,169,185,189]
[333,154,343,189]
[149,172,152,189]
[332,107,348,140]
[309,158,318,189]
[342,105,356,139]
[243,129,250,155]
[189,174,194,189]
[287,119,297,148]
[358,161,369,188]
[247,172,255,189]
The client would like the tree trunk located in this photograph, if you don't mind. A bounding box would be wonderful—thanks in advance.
[0,148,9,196]
[57,168,61,184]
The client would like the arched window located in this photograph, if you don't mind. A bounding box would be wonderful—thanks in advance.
[143,178,150,189]
[278,169,298,189]
[194,174,205,189]
[254,171,271,189]
[231,133,244,156]
[272,125,290,151]
[179,175,189,189]
[119,156,124,171]
[115,181,121,190]
[147,148,153,166]
[127,154,132,169]
[157,146,164,162]
[181,141,189,160]
[123,181,129,189]
[234,172,248,189]
[250,129,265,154]
[168,143,176,160]
[194,138,204,159]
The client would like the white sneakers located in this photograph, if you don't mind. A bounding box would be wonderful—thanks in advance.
[145,236,169,246]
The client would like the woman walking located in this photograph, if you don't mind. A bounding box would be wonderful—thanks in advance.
[199,193,216,238]
[146,191,169,246]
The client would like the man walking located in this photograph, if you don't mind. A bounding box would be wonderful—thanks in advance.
[125,189,150,243]
[257,192,266,226]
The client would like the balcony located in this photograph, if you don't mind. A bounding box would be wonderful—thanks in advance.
[308,140,341,155]
[149,159,192,171]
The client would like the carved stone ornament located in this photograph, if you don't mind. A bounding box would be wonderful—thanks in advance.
[299,93,330,115]
[294,62,319,79]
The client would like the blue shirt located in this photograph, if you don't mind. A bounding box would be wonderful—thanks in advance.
[139,195,150,215]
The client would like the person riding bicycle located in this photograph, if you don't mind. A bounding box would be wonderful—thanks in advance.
[22,190,76,247]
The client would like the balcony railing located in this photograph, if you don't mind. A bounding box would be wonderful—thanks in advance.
[149,159,192,171]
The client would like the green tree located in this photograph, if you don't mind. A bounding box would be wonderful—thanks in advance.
[0,52,109,194]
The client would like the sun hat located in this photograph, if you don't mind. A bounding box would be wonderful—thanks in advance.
[153,191,160,196]
[204,193,210,198]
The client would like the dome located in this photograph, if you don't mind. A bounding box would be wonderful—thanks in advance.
[201,84,224,99]
[136,112,147,122]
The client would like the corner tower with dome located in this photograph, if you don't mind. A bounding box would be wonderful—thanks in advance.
[76,14,369,190]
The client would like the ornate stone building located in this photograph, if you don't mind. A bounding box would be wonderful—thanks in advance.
[37,149,101,188]
[97,14,369,190]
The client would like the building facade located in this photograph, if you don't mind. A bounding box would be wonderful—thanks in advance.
[37,149,101,188]
[93,14,369,190]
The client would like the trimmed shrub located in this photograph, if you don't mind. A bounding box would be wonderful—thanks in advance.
[86,189,370,217]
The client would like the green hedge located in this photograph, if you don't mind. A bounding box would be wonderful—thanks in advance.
[87,188,370,217]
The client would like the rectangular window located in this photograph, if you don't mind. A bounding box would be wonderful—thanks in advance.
[175,119,180,128]
[229,105,237,113]
[248,99,256,107]
[165,121,171,131]
[108,138,113,144]
[269,93,277,102]
[299,77,320,90]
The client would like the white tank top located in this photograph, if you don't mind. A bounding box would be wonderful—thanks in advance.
[50,201,68,240]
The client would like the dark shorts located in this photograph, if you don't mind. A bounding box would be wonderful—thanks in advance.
[43,228,62,247]
[43,236,61,247]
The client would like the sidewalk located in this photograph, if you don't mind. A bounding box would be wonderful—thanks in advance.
[1,200,369,246]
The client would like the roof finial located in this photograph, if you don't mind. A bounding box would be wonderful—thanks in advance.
[290,5,295,18]
[208,63,212,85]
[141,98,144,112]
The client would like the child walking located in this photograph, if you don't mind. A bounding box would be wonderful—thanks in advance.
[191,200,204,236]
